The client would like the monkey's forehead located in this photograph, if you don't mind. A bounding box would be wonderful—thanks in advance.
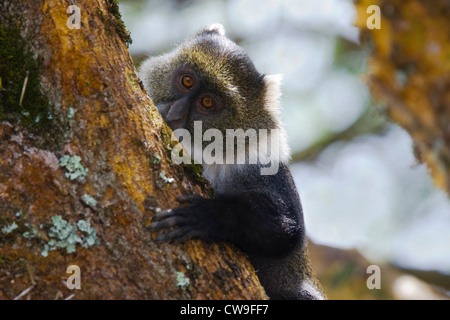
[176,38,263,100]
[188,49,239,92]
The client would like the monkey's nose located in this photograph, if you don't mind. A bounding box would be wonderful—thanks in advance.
[165,97,189,130]
[166,97,189,122]
[156,102,171,119]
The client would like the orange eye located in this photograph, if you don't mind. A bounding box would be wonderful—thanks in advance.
[182,75,194,89]
[201,96,213,108]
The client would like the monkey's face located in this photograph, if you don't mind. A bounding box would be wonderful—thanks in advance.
[139,25,273,139]
[156,64,225,131]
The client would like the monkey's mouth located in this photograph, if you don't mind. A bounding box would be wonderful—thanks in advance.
[166,119,187,131]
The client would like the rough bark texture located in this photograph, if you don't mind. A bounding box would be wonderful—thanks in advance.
[0,0,266,299]
[355,0,450,195]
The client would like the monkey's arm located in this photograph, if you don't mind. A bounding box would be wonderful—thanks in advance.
[148,191,303,257]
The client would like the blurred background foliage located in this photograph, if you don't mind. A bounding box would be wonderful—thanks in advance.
[118,0,450,299]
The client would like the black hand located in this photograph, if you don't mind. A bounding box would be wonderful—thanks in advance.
[147,195,215,244]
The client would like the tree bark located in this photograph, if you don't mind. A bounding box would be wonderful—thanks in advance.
[355,0,450,195]
[0,0,266,299]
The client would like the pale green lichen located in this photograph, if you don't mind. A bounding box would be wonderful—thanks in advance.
[156,171,175,189]
[41,215,98,257]
[151,153,161,165]
[159,171,174,184]
[67,107,76,119]
[22,223,39,239]
[176,271,190,288]
[1,222,18,234]
[81,194,97,207]
[59,155,88,182]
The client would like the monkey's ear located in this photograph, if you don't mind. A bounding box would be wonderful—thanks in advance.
[196,23,226,37]
[263,74,283,112]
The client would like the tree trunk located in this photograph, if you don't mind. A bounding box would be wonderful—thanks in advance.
[0,0,266,300]
[355,0,450,195]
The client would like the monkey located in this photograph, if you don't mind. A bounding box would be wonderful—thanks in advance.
[139,24,324,300]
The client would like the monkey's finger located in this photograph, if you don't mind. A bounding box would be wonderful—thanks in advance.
[172,229,203,244]
[147,216,186,231]
[151,209,177,222]
[153,227,194,243]
[177,194,204,203]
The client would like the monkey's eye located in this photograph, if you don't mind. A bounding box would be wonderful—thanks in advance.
[201,96,213,108]
[195,93,222,115]
[181,75,194,89]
